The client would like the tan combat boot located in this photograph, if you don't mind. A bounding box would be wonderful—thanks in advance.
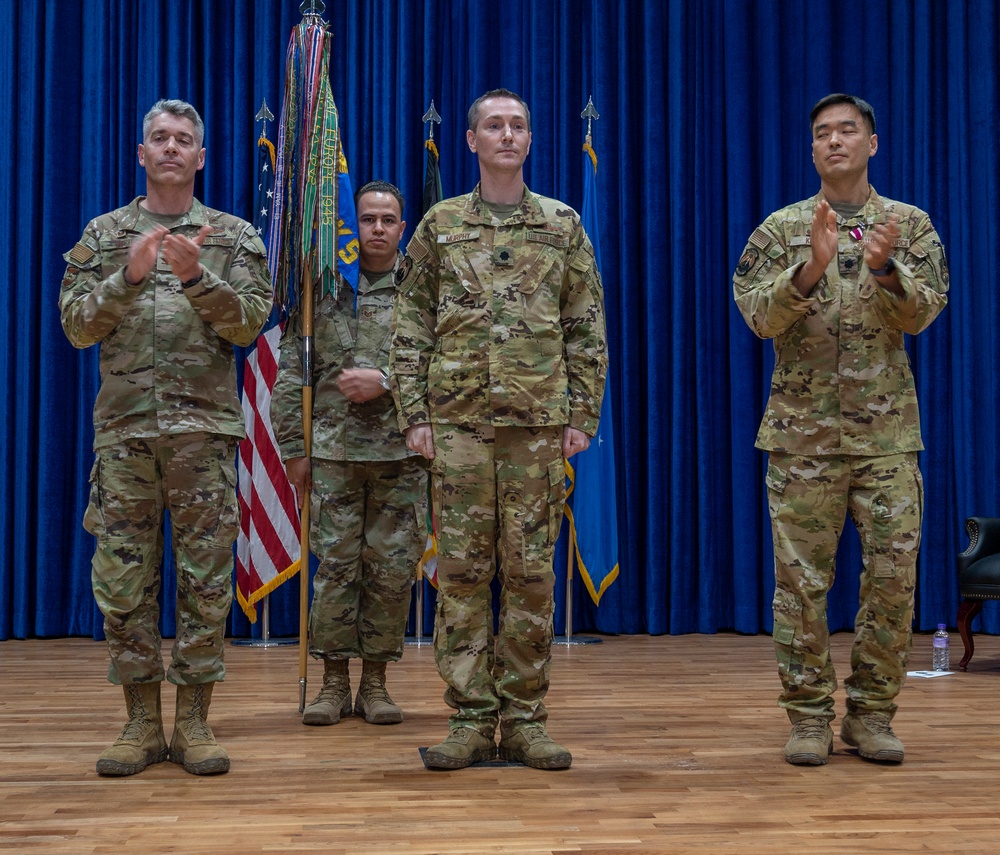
[169,683,230,775]
[840,711,904,763]
[301,659,352,726]
[424,727,496,769]
[354,660,403,724]
[96,682,168,776]
[498,726,572,770]
[784,714,834,766]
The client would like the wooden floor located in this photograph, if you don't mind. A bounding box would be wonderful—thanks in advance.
[2,632,999,855]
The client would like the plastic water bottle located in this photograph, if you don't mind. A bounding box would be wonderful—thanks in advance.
[932,624,950,671]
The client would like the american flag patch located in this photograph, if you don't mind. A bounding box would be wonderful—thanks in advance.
[68,243,95,264]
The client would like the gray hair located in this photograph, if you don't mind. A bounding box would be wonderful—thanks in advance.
[143,99,205,147]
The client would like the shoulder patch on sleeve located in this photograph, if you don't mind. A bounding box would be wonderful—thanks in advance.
[68,242,96,265]
[748,228,771,250]
[735,247,759,277]
[395,256,412,285]
[407,234,430,265]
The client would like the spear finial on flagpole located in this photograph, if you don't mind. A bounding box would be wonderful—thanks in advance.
[255,98,274,140]
[581,95,600,148]
[300,0,326,23]
[422,100,442,142]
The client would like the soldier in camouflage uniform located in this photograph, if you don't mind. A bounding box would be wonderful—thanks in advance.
[391,89,607,770]
[271,181,427,728]
[59,100,271,777]
[733,94,948,766]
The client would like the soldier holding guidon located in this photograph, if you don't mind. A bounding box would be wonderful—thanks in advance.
[271,180,427,728]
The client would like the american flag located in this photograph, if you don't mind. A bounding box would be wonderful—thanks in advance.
[235,124,302,622]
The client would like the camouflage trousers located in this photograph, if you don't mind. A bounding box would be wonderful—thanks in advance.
[308,457,427,661]
[430,424,565,736]
[84,434,239,686]
[766,452,923,720]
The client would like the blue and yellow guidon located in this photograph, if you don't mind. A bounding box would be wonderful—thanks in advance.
[336,147,360,291]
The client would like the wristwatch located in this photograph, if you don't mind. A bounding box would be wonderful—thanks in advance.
[870,257,896,277]
[378,369,391,391]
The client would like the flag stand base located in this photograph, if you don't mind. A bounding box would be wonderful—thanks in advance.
[230,597,297,647]
[404,636,433,647]
[553,635,603,646]
[231,637,298,648]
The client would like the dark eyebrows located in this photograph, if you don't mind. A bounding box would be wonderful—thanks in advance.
[482,112,527,125]
[813,118,861,136]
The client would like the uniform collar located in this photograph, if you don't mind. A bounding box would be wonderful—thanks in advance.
[817,185,887,225]
[463,183,549,227]
[120,196,207,231]
[357,250,403,294]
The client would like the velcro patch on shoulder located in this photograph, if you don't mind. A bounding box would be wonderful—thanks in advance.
[407,236,430,265]
[68,242,96,265]
[395,256,413,285]
[749,228,771,250]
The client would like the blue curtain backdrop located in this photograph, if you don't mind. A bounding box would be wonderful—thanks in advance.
[1,0,997,642]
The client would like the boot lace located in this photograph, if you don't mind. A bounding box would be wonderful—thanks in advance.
[117,686,153,742]
[315,676,350,703]
[519,727,552,745]
[861,712,895,735]
[183,686,214,742]
[792,717,828,739]
[360,676,392,705]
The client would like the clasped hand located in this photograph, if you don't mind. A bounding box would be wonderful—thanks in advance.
[126,223,213,284]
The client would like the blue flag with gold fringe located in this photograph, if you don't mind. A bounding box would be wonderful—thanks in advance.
[564,139,619,605]
[336,144,359,291]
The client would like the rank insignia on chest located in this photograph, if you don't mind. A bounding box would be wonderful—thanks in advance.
[492,246,514,267]
[839,252,861,276]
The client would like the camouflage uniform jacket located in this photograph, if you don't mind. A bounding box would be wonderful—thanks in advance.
[733,186,949,456]
[391,184,607,435]
[59,197,272,449]
[271,253,413,462]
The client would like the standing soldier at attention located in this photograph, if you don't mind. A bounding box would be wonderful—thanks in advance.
[59,99,272,776]
[733,93,948,766]
[271,181,427,728]
[391,89,608,770]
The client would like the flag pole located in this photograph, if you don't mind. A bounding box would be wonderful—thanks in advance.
[554,96,605,647]
[296,0,327,712]
[565,526,575,641]
[415,562,424,640]
[406,99,443,648]
[297,262,315,712]
[417,99,441,645]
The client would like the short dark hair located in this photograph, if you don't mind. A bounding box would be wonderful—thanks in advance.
[354,180,404,216]
[467,88,532,132]
[143,99,205,147]
[810,93,876,136]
